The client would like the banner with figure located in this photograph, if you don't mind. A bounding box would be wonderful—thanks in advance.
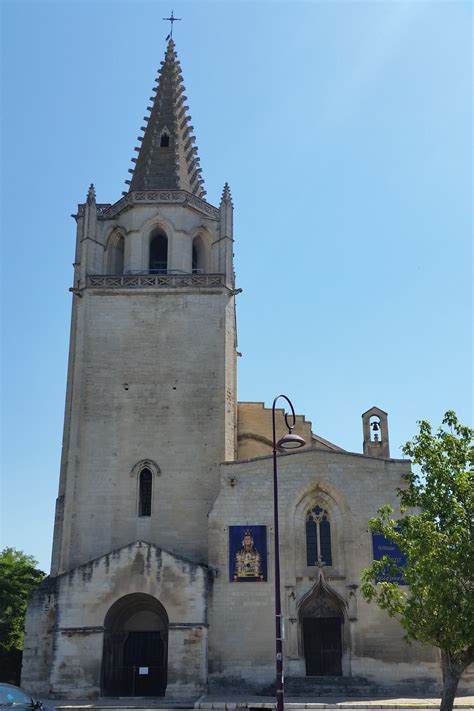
[229,525,267,582]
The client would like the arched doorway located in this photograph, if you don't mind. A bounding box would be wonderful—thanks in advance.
[102,593,168,696]
[299,582,344,676]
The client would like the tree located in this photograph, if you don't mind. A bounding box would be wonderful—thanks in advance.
[361,411,473,711]
[0,548,45,683]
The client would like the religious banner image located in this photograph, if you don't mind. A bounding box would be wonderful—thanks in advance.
[229,525,267,582]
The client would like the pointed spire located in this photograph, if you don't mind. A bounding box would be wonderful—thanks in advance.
[128,40,206,197]
[220,182,233,206]
[87,183,96,204]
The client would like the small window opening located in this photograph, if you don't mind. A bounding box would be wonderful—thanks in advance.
[139,469,152,517]
[149,233,168,273]
[160,133,169,148]
[306,505,332,566]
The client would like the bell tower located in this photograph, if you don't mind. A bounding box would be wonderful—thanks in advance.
[362,406,390,458]
[50,39,238,576]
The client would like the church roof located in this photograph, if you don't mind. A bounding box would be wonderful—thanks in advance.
[127,39,205,197]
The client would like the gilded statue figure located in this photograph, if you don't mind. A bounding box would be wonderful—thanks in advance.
[234,529,263,580]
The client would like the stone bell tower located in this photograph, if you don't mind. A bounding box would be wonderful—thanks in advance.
[23,39,237,698]
[50,38,238,576]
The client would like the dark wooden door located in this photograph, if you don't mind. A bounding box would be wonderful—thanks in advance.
[303,618,342,676]
[103,630,167,696]
[121,631,166,696]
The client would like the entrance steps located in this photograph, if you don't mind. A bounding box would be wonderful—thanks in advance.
[262,676,382,698]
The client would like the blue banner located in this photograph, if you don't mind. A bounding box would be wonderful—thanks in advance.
[372,532,408,585]
[229,525,267,582]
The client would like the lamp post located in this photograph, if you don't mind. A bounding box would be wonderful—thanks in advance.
[272,395,306,711]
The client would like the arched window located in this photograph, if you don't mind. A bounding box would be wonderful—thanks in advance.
[192,235,207,274]
[160,132,169,147]
[106,233,124,275]
[149,232,168,273]
[139,468,152,517]
[306,506,332,566]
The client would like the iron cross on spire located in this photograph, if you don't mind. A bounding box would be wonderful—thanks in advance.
[163,10,182,40]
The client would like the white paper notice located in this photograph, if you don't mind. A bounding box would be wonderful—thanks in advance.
[138,667,149,675]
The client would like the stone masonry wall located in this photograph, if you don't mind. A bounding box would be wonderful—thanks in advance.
[57,287,231,572]
[208,447,441,692]
[24,542,208,698]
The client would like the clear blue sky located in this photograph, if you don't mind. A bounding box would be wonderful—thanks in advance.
[1,1,472,573]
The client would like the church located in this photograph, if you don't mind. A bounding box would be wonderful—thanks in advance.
[23,38,444,699]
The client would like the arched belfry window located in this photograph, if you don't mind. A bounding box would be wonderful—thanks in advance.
[160,132,170,148]
[139,469,152,517]
[306,506,332,566]
[370,415,382,442]
[106,233,124,275]
[149,232,168,273]
[192,235,207,274]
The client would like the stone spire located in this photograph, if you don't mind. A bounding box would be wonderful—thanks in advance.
[127,39,205,197]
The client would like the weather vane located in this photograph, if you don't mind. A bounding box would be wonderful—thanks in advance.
[163,10,182,40]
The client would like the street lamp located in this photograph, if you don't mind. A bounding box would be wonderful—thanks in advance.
[272,395,306,711]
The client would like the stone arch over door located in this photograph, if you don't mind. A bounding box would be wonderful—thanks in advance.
[298,579,350,677]
[102,593,168,696]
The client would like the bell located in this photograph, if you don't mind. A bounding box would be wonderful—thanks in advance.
[371,421,380,432]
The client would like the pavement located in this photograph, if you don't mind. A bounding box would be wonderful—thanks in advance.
[43,694,474,710]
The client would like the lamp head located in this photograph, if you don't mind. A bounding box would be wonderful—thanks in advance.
[277,433,306,450]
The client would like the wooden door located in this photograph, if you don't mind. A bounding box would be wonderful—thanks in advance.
[121,631,166,696]
[303,617,342,676]
[103,630,167,696]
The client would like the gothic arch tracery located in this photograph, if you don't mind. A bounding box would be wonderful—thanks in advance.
[130,459,161,478]
[297,577,350,673]
[290,481,352,579]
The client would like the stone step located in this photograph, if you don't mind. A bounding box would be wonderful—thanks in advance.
[264,676,383,698]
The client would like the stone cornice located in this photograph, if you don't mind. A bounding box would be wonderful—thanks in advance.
[76,190,220,221]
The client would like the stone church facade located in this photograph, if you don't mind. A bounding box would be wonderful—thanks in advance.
[22,40,456,698]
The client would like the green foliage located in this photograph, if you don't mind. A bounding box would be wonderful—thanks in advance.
[0,548,45,653]
[361,411,474,676]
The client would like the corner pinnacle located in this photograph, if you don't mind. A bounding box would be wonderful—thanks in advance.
[220,182,233,205]
[87,183,96,204]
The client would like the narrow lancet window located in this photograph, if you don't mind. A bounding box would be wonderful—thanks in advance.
[106,233,124,275]
[139,469,152,517]
[160,133,170,147]
[192,235,207,274]
[149,233,168,273]
[306,506,332,566]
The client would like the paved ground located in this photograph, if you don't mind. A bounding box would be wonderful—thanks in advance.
[44,694,474,710]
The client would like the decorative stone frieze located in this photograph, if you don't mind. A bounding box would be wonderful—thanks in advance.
[86,273,225,288]
[75,190,220,221]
